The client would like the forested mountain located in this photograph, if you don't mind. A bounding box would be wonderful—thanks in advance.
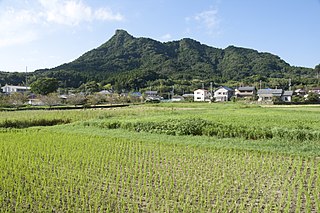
[1,29,317,93]
[0,72,28,87]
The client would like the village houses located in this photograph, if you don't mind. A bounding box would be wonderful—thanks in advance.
[1,84,30,94]
[192,86,294,103]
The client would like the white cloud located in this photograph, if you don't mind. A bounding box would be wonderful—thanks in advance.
[0,8,40,47]
[39,0,92,26]
[186,9,220,35]
[194,9,219,30]
[0,0,124,47]
[39,0,124,26]
[38,0,124,26]
[94,8,124,22]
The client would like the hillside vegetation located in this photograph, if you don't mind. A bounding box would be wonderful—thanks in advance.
[1,30,316,92]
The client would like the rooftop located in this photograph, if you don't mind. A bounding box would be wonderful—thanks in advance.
[237,86,256,91]
[257,88,283,94]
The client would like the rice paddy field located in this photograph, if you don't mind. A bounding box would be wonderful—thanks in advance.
[0,102,319,212]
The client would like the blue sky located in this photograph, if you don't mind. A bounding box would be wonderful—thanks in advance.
[1,0,319,72]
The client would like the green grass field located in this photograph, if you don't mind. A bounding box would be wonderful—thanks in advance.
[0,102,319,212]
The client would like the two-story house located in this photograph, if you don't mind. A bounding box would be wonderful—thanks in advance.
[194,89,211,102]
[257,89,283,101]
[235,87,256,99]
[214,86,234,102]
[257,89,293,102]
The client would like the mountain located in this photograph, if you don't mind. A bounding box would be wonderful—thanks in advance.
[31,29,314,91]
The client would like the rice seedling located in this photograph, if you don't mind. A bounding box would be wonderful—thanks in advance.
[0,103,319,211]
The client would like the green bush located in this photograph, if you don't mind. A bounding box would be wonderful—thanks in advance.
[0,118,71,129]
[95,118,320,142]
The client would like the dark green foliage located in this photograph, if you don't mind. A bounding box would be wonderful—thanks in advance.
[0,72,28,86]
[0,118,71,128]
[30,77,59,95]
[306,92,319,102]
[93,118,320,142]
[32,30,314,90]
[1,30,316,91]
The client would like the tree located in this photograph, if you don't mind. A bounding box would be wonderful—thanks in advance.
[103,83,112,90]
[315,64,320,85]
[86,93,106,106]
[306,92,319,103]
[30,78,59,95]
[67,93,87,106]
[7,93,28,108]
[79,81,101,94]
[40,93,61,107]
[292,95,305,103]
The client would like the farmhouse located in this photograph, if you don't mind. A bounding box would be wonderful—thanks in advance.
[171,96,184,102]
[144,90,162,102]
[182,93,194,98]
[130,92,142,97]
[235,86,256,99]
[294,88,306,96]
[194,89,211,102]
[98,90,113,95]
[308,87,320,95]
[1,84,30,94]
[144,91,158,97]
[214,86,234,102]
[257,89,293,102]
[281,91,293,102]
[257,89,283,101]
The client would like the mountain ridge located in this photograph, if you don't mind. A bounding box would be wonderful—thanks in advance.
[27,29,315,90]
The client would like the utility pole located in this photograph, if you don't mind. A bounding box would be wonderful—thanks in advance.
[259,80,262,90]
[315,64,320,86]
[25,66,28,90]
[288,79,292,91]
[210,82,213,99]
[171,85,174,100]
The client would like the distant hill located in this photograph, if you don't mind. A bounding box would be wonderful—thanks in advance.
[3,29,315,91]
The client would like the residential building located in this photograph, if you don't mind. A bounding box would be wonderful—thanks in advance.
[257,89,283,101]
[182,93,194,98]
[182,93,194,102]
[1,84,30,94]
[98,90,113,95]
[130,92,142,97]
[194,89,210,102]
[171,96,184,102]
[144,90,162,102]
[281,91,293,102]
[294,89,306,96]
[235,86,256,99]
[214,86,234,102]
[309,87,320,95]
[144,91,158,97]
